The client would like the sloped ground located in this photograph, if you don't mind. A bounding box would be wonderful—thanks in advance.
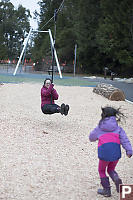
[0,83,133,200]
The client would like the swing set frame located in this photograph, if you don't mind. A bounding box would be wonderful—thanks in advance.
[13,28,62,80]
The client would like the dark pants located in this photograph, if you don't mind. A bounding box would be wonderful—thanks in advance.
[41,104,60,115]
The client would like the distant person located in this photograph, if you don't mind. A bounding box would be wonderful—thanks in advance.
[110,71,115,80]
[104,67,108,79]
[41,78,69,115]
[89,106,132,197]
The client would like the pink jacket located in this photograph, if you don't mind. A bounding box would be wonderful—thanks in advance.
[41,84,59,107]
[89,116,133,161]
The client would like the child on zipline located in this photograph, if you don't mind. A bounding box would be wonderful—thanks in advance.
[41,78,69,115]
[89,106,132,197]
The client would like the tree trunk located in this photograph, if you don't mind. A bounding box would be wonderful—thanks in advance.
[93,83,125,101]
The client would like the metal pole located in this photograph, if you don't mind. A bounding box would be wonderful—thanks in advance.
[51,9,58,83]
[74,44,77,76]
[51,46,55,83]
[13,28,32,76]
[48,29,62,79]
[32,30,49,33]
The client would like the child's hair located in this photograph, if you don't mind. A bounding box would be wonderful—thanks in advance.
[44,78,52,85]
[101,106,125,122]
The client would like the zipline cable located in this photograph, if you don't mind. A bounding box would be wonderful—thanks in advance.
[38,0,65,83]
[40,0,65,31]
[32,0,65,82]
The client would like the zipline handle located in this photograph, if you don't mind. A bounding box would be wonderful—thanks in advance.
[54,9,58,22]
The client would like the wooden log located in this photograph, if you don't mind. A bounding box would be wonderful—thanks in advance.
[93,83,125,101]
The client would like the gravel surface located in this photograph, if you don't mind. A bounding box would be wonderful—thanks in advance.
[0,83,133,200]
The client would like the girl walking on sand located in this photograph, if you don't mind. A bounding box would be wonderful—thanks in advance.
[89,106,132,197]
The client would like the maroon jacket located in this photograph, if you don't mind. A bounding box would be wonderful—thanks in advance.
[41,84,59,107]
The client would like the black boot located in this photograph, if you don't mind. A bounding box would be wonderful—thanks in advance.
[97,177,111,197]
[64,104,69,116]
[109,170,122,193]
[60,103,65,115]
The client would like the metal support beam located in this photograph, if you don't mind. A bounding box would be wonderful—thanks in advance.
[13,28,32,76]
[48,29,62,79]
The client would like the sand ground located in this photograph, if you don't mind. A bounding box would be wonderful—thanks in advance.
[0,83,133,200]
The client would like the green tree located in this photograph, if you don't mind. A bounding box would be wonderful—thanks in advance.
[32,0,133,76]
[32,0,77,68]
[75,0,101,73]
[56,0,77,63]
[0,0,31,60]
[96,0,133,75]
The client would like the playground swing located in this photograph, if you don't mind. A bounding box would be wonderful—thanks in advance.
[38,30,69,116]
[41,77,70,116]
[13,28,62,79]
[13,28,69,116]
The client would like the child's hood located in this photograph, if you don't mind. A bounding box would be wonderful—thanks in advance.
[99,116,118,132]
